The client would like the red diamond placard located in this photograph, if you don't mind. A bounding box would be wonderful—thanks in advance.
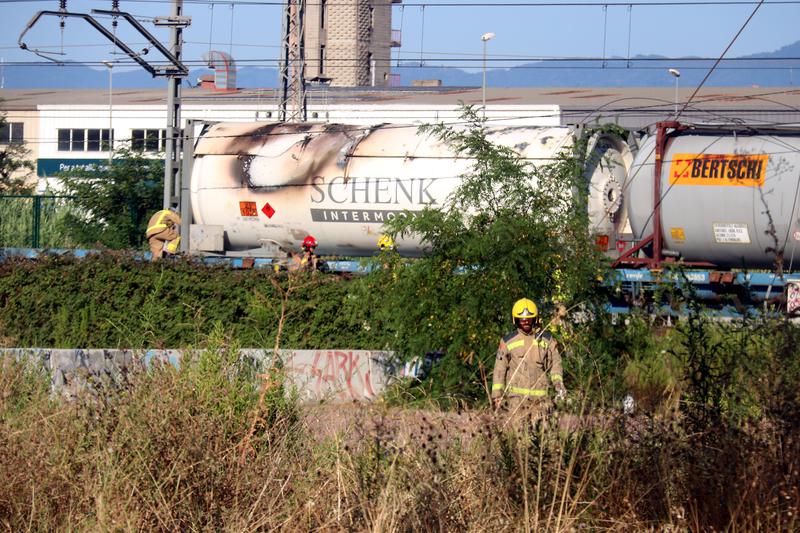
[261,202,276,219]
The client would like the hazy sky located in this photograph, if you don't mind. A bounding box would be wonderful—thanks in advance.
[1,0,799,74]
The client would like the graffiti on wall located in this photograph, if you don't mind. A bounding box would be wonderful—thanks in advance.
[3,348,401,403]
[285,350,392,401]
[787,280,800,316]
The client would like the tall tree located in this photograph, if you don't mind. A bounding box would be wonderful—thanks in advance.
[370,106,607,402]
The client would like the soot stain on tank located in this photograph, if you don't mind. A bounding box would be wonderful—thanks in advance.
[227,124,283,153]
[289,229,308,240]
[214,122,334,155]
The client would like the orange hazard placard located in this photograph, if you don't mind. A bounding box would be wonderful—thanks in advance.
[239,201,258,217]
[669,153,768,187]
[670,227,686,243]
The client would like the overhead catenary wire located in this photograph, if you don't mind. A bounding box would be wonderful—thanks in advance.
[12,95,800,145]
[7,88,800,125]
[418,4,424,68]
[4,0,800,5]
[207,2,214,58]
[9,108,800,128]
[625,4,633,68]
[228,2,234,56]
[9,0,794,73]
[601,4,608,68]
[5,56,800,65]
[676,0,766,119]
[8,96,800,129]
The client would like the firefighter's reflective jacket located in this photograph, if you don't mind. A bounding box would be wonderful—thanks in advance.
[286,251,318,272]
[491,328,563,401]
[146,210,182,261]
[146,210,181,239]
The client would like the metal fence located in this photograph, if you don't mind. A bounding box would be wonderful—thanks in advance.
[0,195,80,249]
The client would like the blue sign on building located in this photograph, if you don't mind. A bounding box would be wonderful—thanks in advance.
[37,159,109,177]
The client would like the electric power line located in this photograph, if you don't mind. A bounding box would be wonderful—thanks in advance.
[677,0,766,119]
[4,0,800,5]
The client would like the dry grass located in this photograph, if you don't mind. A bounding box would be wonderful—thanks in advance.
[0,353,798,532]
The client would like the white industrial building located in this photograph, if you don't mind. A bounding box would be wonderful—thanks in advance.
[2,85,799,190]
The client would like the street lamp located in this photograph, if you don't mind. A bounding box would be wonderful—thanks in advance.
[668,68,681,116]
[481,32,495,119]
[102,60,114,165]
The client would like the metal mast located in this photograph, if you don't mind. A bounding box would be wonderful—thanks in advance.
[279,0,307,122]
[160,0,187,212]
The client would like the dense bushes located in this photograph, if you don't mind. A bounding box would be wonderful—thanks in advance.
[0,253,383,350]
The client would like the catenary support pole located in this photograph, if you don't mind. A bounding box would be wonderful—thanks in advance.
[163,0,184,210]
[180,119,194,252]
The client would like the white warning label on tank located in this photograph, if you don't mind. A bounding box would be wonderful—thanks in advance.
[713,223,751,244]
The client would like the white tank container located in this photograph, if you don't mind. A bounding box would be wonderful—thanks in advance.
[190,122,632,256]
[626,131,800,268]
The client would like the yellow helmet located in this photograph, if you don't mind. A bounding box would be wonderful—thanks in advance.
[377,234,395,251]
[512,298,538,320]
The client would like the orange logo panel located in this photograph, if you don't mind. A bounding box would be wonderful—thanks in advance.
[669,153,768,187]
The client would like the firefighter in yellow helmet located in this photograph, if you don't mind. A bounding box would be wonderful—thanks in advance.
[491,298,566,416]
[145,208,181,262]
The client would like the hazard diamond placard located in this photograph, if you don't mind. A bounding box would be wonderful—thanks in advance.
[261,202,276,219]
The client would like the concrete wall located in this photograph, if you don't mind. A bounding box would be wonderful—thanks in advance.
[3,348,403,403]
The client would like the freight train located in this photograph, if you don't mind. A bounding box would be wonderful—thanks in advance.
[186,119,800,314]
[188,120,800,268]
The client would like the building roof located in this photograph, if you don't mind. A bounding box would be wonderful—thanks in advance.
[3,86,799,129]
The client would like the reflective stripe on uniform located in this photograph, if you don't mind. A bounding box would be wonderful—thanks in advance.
[551,374,563,382]
[147,224,167,234]
[147,211,171,234]
[506,339,525,351]
[537,339,549,348]
[508,387,547,397]
[492,383,505,391]
[165,237,180,254]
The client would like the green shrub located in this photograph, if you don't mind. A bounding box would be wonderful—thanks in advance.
[623,349,682,416]
[0,254,384,350]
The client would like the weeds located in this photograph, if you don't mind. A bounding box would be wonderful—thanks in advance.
[1,343,798,531]
[0,196,79,249]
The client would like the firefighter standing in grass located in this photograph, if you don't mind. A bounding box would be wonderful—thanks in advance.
[492,298,566,417]
[146,208,181,262]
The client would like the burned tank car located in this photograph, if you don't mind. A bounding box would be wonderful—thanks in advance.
[626,127,800,269]
[190,122,633,257]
